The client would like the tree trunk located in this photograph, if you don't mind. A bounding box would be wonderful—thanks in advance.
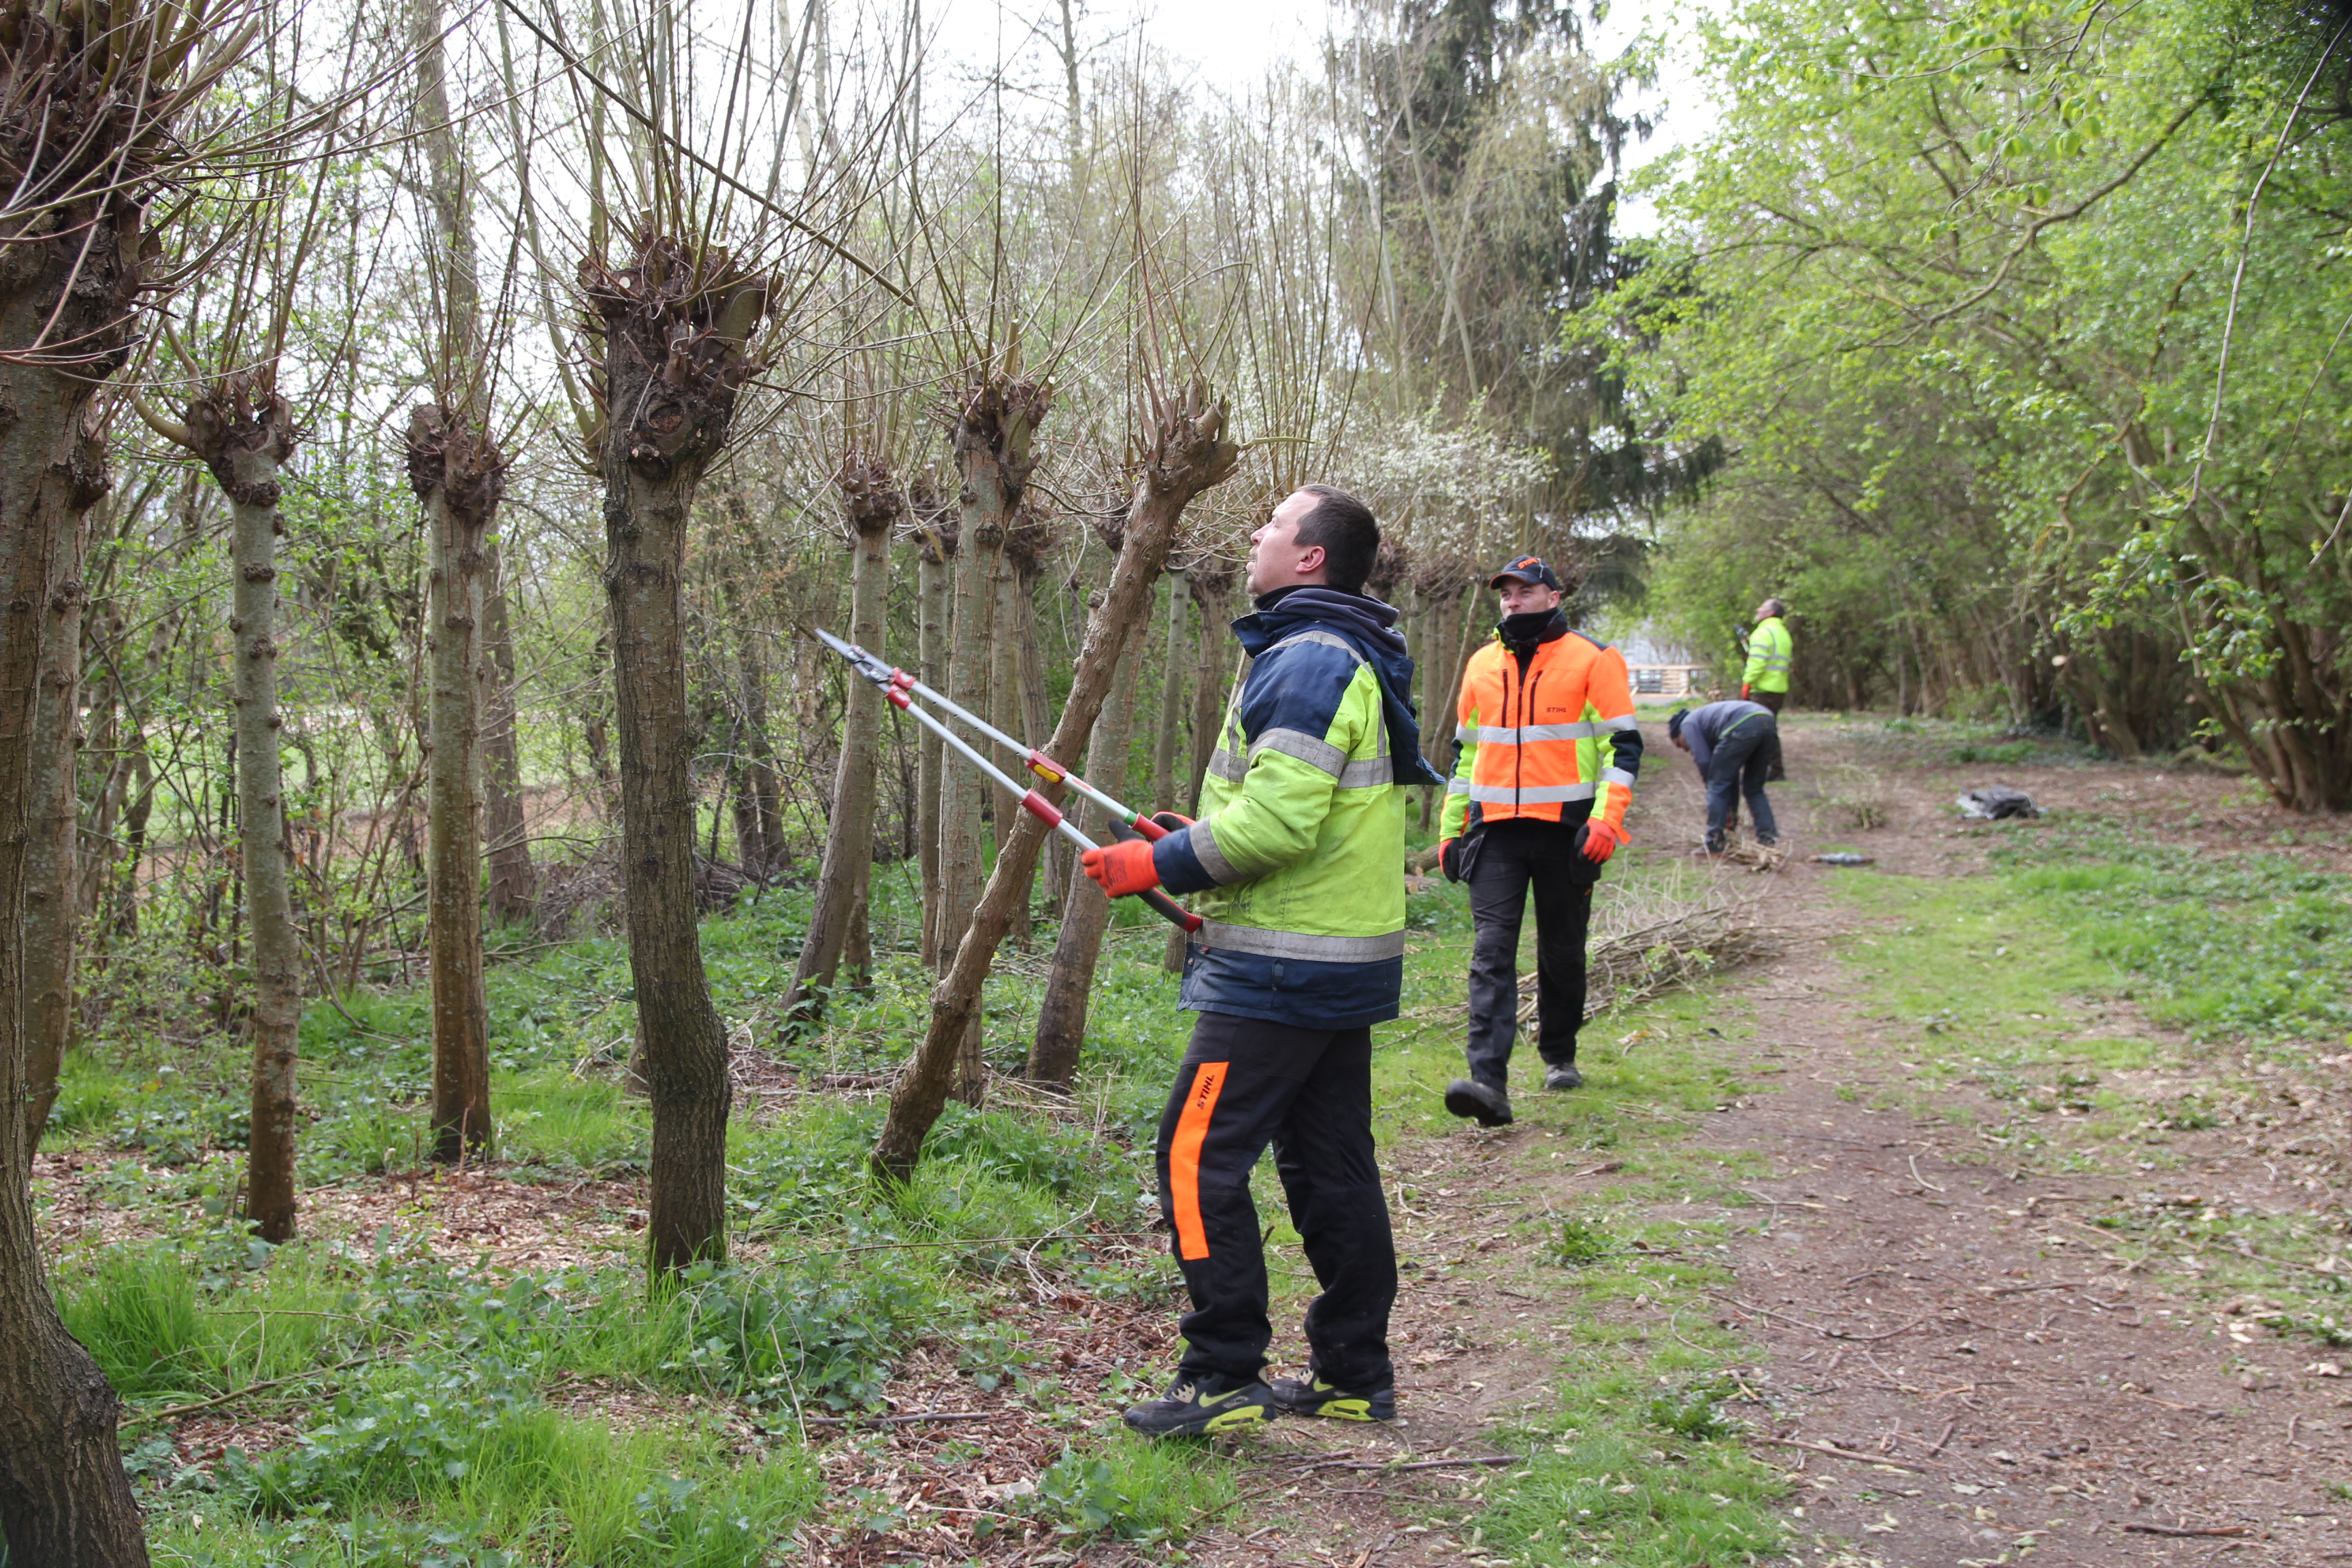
[1162,564,1235,971]
[991,543,1032,951]
[939,381,1030,1108]
[583,234,772,1273]
[785,457,900,1022]
[913,515,953,964]
[1186,566,1233,813]
[20,495,84,1152]
[173,387,310,1244]
[0,33,154,1541]
[480,545,536,923]
[1012,534,1061,914]
[1028,627,1144,1089]
[410,408,500,1162]
[875,379,1237,1179]
[1151,572,1188,813]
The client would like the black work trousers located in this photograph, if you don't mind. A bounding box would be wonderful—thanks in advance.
[1750,688,1787,780]
[1706,718,1780,851]
[1153,1010,1397,1390]
[1465,819,1595,1092]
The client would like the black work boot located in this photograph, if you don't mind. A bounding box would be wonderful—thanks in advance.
[1544,1063,1584,1091]
[1122,1373,1274,1437]
[1444,1078,1513,1127]
[1269,1373,1396,1422]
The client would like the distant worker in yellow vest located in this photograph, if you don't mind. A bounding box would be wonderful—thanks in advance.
[1742,598,1793,781]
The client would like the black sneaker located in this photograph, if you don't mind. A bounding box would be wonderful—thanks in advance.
[1122,1374,1274,1437]
[1544,1064,1583,1091]
[1269,1374,1396,1422]
[1444,1078,1514,1127]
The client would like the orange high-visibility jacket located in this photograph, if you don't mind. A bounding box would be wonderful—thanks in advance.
[1440,627,1642,837]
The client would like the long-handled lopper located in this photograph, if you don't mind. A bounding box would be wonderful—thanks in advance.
[817,628,1202,934]
[814,627,1177,848]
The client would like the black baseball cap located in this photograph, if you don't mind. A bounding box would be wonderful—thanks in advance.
[1489,555,1562,591]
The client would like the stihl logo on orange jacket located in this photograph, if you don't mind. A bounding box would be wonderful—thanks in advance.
[1446,630,1640,832]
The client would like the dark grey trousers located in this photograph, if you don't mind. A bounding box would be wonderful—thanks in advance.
[1465,819,1594,1092]
[1706,718,1780,850]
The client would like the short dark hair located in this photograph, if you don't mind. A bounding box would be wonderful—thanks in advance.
[1667,708,1688,740]
[1759,598,1787,619]
[1295,485,1379,594]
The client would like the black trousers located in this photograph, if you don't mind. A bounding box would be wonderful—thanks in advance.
[1750,688,1787,780]
[1706,718,1780,850]
[1466,819,1594,1092]
[1153,1011,1396,1390]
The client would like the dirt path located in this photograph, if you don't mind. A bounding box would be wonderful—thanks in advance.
[1173,718,2352,1568]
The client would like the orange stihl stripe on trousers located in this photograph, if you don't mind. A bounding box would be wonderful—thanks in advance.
[1169,1062,1228,1260]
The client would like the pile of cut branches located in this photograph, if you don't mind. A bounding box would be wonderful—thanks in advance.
[1518,864,1774,1027]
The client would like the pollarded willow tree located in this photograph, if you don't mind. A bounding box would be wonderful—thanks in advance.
[0,1,259,1556]
[582,233,779,1271]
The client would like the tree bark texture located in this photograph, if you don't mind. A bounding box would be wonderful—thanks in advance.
[875,379,1237,1179]
[785,455,900,1022]
[479,546,536,921]
[20,493,82,1152]
[1027,625,1143,1089]
[583,233,772,1273]
[938,376,1039,1107]
[409,408,502,1162]
[0,16,156,1546]
[990,543,1032,951]
[1151,572,1188,813]
[1185,562,1235,812]
[913,517,952,964]
[172,383,308,1244]
[1007,514,1062,913]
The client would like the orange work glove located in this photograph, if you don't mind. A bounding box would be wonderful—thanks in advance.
[1740,683,1751,700]
[1082,838,1161,897]
[1580,819,1628,864]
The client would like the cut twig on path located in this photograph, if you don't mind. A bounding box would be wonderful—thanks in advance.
[2119,1523,2250,1539]
[1757,1435,1933,1473]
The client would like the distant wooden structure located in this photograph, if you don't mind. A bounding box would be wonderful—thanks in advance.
[1618,632,1714,700]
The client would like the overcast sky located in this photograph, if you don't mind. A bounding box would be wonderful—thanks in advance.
[920,0,1712,235]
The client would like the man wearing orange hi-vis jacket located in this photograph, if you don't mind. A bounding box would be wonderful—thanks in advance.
[1436,556,1642,1128]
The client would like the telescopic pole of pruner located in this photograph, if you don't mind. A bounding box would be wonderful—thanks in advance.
[811,627,1171,843]
[815,630,1203,934]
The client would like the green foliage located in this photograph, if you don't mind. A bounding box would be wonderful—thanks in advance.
[57,1246,208,1397]
[1619,0,2352,795]
[1028,1439,1235,1542]
[1995,821,2352,1040]
[678,1260,942,1412]
[1552,1216,1614,1267]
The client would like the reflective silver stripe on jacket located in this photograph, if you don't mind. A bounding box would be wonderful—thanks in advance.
[1456,721,1602,744]
[1602,713,1640,731]
[1600,767,1637,788]
[1189,817,1243,885]
[1465,781,1597,805]
[1446,776,1472,794]
[1197,920,1408,963]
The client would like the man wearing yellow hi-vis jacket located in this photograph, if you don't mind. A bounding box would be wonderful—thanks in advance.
[1436,556,1642,1128]
[1079,484,1444,1439]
